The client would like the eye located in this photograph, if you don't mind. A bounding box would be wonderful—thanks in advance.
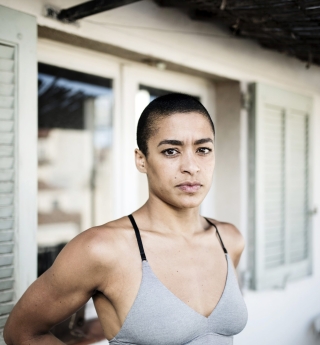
[162,148,179,156]
[197,147,212,155]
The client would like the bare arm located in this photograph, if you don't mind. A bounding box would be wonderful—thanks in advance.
[3,228,111,345]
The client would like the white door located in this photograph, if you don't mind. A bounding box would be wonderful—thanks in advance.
[119,64,216,216]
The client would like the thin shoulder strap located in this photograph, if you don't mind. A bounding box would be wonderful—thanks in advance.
[128,214,147,261]
[205,218,228,254]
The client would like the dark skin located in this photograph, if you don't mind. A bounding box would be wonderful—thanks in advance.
[4,112,244,344]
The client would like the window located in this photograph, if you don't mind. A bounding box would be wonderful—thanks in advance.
[37,63,114,261]
[249,83,312,290]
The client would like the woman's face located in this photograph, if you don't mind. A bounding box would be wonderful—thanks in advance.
[137,112,215,209]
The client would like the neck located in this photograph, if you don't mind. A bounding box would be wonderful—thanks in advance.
[135,194,207,236]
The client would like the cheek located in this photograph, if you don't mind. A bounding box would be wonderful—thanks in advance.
[148,159,178,184]
[201,159,215,182]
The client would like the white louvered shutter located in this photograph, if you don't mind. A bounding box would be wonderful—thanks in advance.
[263,106,285,269]
[0,7,37,342]
[286,111,309,264]
[0,43,15,333]
[250,83,312,290]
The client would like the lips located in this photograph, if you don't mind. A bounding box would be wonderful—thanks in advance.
[176,182,202,193]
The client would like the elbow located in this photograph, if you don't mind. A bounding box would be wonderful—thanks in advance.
[3,319,51,345]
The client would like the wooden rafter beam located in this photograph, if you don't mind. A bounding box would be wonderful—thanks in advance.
[56,0,142,22]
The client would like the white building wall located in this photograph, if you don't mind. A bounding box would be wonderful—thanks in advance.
[0,1,320,344]
[1,0,319,92]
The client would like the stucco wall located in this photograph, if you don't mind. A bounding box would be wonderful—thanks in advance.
[1,0,320,92]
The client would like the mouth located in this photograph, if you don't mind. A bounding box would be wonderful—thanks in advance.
[176,182,202,193]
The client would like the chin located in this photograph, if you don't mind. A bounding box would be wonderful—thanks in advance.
[173,195,204,209]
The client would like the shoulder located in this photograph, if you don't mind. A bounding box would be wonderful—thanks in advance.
[206,218,245,268]
[51,216,134,287]
[75,216,131,248]
[65,215,133,259]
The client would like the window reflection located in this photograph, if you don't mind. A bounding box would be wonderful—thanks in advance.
[37,63,113,275]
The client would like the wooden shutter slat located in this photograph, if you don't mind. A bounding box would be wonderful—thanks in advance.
[0,146,13,157]
[0,171,14,182]
[266,239,285,248]
[290,251,307,263]
[0,133,13,145]
[0,196,13,207]
[265,257,284,269]
[0,243,13,254]
[0,60,14,73]
[0,267,13,279]
[0,120,14,132]
[0,85,14,97]
[0,255,13,267]
[0,96,14,109]
[0,302,14,316]
[0,279,13,292]
[0,183,13,194]
[0,219,13,231]
[0,290,13,303]
[0,232,13,242]
[0,158,13,169]
[265,230,284,240]
[0,46,14,60]
[0,72,14,85]
[0,206,13,218]
[264,218,283,227]
[0,109,13,120]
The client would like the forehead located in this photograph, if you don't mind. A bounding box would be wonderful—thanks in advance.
[153,112,214,139]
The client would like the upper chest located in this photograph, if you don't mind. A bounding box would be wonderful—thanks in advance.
[104,229,229,318]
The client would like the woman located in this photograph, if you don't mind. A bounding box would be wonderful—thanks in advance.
[4,93,247,345]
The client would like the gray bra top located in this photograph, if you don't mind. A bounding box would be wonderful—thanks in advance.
[108,215,248,345]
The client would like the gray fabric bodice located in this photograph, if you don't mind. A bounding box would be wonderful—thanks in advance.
[109,252,247,345]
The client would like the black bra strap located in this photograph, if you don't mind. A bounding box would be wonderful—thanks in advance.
[128,215,147,261]
[205,218,228,254]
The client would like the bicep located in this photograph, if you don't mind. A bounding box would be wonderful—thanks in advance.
[5,236,101,342]
[9,267,92,334]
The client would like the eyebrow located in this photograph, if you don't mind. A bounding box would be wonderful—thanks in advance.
[157,138,213,147]
[194,138,214,145]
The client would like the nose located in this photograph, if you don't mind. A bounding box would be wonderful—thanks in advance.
[180,150,200,175]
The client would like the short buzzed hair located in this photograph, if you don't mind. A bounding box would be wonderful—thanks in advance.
[137,93,215,157]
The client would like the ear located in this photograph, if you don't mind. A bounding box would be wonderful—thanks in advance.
[135,149,147,173]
